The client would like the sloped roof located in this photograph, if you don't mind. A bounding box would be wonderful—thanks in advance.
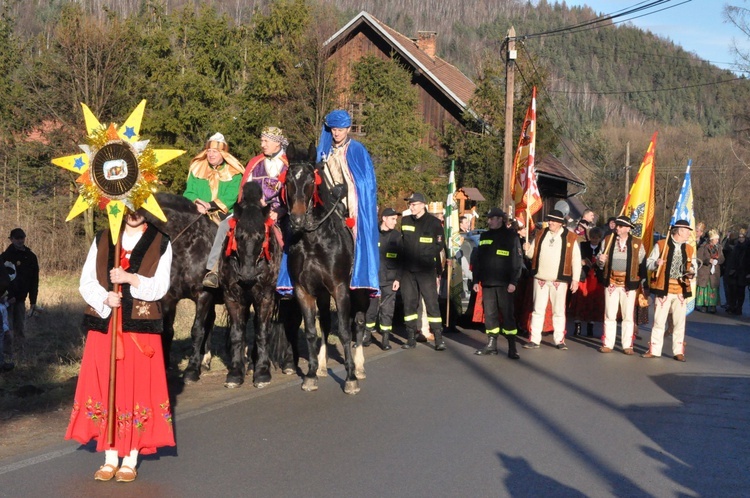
[536,154,586,188]
[324,11,476,111]
[459,187,485,201]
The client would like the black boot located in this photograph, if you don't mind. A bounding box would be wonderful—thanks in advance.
[574,322,582,336]
[587,322,594,337]
[402,329,416,349]
[434,329,446,351]
[475,335,498,355]
[362,328,373,347]
[381,331,392,351]
[507,335,520,360]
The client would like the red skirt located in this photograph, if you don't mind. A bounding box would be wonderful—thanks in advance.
[65,326,174,457]
[569,268,604,322]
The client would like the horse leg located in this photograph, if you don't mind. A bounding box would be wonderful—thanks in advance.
[334,283,359,395]
[161,296,177,371]
[353,310,366,380]
[184,292,214,384]
[253,293,275,388]
[296,289,320,392]
[201,305,216,371]
[224,299,248,388]
[281,298,301,375]
[317,295,331,377]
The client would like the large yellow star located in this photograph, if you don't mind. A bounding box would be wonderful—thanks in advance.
[52,100,185,244]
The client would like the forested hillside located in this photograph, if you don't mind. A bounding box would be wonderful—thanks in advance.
[2,0,749,273]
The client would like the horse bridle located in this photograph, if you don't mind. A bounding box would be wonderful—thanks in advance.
[288,163,343,233]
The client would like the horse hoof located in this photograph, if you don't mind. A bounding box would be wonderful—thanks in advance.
[344,380,360,395]
[355,368,366,380]
[254,380,271,389]
[183,369,200,384]
[282,367,295,375]
[224,374,244,388]
[301,377,318,391]
[316,368,328,378]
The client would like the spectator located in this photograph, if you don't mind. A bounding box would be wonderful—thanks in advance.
[1,228,40,354]
[696,229,724,313]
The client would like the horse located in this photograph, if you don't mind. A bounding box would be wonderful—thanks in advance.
[151,184,296,389]
[284,148,369,395]
[220,181,297,388]
[149,192,218,378]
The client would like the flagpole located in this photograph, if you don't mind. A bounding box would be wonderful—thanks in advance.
[107,238,122,446]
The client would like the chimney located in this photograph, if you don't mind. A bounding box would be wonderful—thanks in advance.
[416,31,437,59]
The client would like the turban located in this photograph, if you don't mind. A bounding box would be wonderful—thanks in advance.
[325,110,352,128]
[317,110,353,162]
[261,126,289,148]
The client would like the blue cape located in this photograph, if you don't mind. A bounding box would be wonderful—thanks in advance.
[316,132,380,295]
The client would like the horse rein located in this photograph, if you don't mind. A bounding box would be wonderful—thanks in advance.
[171,213,205,243]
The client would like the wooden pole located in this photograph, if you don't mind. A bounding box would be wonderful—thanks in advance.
[624,141,630,199]
[503,27,516,209]
[106,240,122,446]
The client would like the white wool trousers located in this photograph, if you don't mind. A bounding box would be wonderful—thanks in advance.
[602,286,637,350]
[648,293,687,357]
[529,278,569,346]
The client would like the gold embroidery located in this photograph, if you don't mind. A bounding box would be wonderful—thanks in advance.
[136,302,150,317]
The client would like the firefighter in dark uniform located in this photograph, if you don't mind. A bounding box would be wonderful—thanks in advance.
[363,207,403,350]
[473,208,523,359]
[400,192,447,350]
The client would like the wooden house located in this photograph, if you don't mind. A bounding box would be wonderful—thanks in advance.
[324,11,476,151]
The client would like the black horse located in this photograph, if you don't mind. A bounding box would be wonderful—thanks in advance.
[152,184,295,389]
[150,192,218,377]
[223,181,297,388]
[284,149,369,395]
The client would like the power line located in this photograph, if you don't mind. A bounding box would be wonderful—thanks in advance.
[547,76,747,95]
[518,0,689,40]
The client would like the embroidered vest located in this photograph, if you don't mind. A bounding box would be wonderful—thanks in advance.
[83,225,168,334]
[530,227,578,283]
[649,238,695,298]
[601,234,643,290]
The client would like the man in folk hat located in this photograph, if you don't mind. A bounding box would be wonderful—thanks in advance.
[644,219,697,361]
[316,110,379,295]
[473,208,523,359]
[523,209,581,350]
[400,192,448,350]
[1,227,39,356]
[596,215,646,354]
[363,207,403,350]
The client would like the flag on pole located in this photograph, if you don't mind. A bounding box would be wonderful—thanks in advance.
[669,160,697,314]
[511,87,543,220]
[446,160,462,257]
[621,132,657,255]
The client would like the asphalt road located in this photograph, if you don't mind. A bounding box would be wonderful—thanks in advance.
[1,307,749,498]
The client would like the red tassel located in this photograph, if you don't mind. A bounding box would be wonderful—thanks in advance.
[345,217,355,229]
[225,216,238,257]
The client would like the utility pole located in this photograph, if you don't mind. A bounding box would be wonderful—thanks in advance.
[624,141,630,198]
[503,27,516,210]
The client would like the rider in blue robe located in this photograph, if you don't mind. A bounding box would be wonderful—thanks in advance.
[316,110,380,295]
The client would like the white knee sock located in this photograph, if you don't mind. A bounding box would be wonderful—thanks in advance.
[122,449,138,469]
[104,449,118,467]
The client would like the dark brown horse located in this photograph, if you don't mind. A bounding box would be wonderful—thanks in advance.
[284,151,369,395]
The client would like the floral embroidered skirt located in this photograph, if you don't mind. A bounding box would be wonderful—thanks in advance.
[696,285,719,306]
[65,328,174,457]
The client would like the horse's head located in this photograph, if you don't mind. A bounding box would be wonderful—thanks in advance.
[229,182,270,286]
[285,161,320,233]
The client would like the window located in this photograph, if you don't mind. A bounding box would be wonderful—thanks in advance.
[347,102,366,135]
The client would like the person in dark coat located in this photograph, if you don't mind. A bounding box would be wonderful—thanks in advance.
[473,208,523,359]
[363,208,403,350]
[725,229,748,315]
[1,228,39,355]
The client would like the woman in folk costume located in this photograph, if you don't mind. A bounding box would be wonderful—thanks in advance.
[570,226,605,337]
[316,110,379,294]
[696,229,724,313]
[182,133,245,288]
[65,210,173,483]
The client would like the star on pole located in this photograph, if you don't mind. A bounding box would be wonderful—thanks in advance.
[52,100,186,244]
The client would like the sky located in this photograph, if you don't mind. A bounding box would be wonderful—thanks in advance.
[563,0,749,74]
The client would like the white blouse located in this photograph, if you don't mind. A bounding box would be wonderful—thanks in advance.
[79,232,173,319]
